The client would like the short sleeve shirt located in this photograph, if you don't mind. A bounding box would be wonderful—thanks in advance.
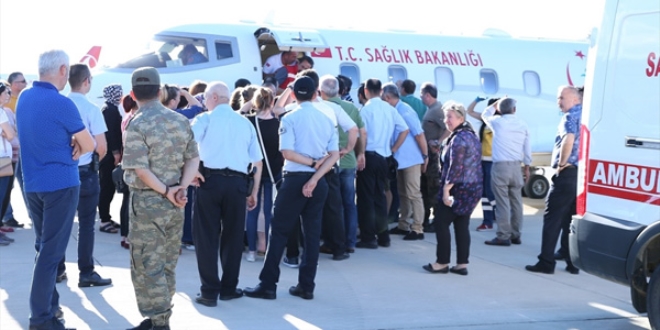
[123,100,199,189]
[16,81,86,193]
[422,101,446,141]
[328,97,364,169]
[551,104,582,168]
[68,92,108,165]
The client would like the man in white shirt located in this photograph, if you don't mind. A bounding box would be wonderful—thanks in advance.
[481,97,531,246]
[262,51,298,75]
[65,63,112,287]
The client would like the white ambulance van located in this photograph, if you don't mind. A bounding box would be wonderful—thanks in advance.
[569,0,660,328]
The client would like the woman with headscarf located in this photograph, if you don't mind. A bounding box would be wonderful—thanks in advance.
[98,84,123,234]
[423,101,482,276]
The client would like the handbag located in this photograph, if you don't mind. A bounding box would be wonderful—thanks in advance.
[255,117,277,204]
[0,137,14,177]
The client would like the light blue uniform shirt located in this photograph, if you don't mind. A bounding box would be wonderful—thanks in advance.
[482,105,532,165]
[392,100,424,169]
[68,92,107,166]
[191,103,262,174]
[279,102,338,173]
[360,97,408,158]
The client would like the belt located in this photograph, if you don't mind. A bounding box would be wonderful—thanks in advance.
[208,168,247,178]
[78,163,92,170]
[283,171,314,177]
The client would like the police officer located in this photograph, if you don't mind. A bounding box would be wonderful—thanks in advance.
[244,76,340,300]
[191,81,263,307]
[122,67,200,330]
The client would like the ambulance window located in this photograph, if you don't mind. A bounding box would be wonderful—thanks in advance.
[388,66,407,83]
[339,64,360,86]
[434,67,454,93]
[480,69,499,95]
[523,71,541,96]
[215,42,233,60]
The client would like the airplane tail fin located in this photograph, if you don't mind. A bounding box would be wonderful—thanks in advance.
[80,46,102,69]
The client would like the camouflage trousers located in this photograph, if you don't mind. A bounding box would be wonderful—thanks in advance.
[420,148,440,224]
[128,189,184,327]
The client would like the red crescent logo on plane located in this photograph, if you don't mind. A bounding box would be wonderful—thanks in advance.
[566,51,586,86]
[80,55,98,69]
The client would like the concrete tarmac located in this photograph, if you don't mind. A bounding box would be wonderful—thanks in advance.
[0,188,652,330]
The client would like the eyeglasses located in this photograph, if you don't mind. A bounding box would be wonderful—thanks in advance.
[13,80,26,84]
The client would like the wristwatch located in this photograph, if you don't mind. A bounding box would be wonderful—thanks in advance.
[310,160,317,168]
[422,154,428,160]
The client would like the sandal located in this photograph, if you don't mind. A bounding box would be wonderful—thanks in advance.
[111,220,121,229]
[100,222,119,234]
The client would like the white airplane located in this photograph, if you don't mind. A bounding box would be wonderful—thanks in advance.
[89,22,588,196]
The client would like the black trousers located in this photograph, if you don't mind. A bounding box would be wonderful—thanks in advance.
[434,202,471,264]
[98,155,116,223]
[193,175,247,299]
[259,173,328,292]
[321,169,346,255]
[421,148,440,225]
[537,167,577,269]
[356,152,389,243]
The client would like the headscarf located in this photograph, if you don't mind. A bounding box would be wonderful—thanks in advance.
[103,84,123,106]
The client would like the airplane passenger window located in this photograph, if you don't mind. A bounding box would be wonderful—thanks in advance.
[114,36,208,69]
[480,69,499,95]
[215,42,233,60]
[388,66,407,83]
[339,64,360,87]
[434,67,454,93]
[523,70,541,96]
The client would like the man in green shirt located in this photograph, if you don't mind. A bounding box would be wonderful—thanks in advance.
[323,76,366,252]
[399,79,427,121]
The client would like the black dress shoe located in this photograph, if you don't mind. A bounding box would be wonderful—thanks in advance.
[554,252,565,260]
[289,285,314,300]
[423,224,435,233]
[511,237,521,245]
[422,263,449,274]
[403,231,424,241]
[244,284,276,300]
[565,265,580,274]
[378,240,391,247]
[127,318,152,330]
[346,247,355,253]
[356,241,378,249]
[220,288,244,301]
[319,245,334,255]
[449,266,468,276]
[485,238,511,246]
[389,227,409,235]
[332,253,350,261]
[525,263,555,274]
[194,295,217,307]
[78,272,112,287]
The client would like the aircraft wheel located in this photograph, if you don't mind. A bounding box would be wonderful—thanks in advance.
[524,174,549,199]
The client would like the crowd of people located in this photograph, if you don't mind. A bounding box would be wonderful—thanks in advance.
[3,48,585,330]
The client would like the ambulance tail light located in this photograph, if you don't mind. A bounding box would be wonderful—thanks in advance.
[576,124,590,216]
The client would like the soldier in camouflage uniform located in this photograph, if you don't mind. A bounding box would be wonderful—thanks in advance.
[122,67,200,330]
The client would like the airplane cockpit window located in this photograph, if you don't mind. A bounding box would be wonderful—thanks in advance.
[434,67,454,93]
[114,36,208,69]
[523,70,541,96]
[388,66,407,83]
[480,69,499,95]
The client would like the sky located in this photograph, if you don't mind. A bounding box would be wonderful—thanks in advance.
[0,0,606,76]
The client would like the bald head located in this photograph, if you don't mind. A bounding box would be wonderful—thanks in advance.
[557,85,583,112]
[204,81,230,110]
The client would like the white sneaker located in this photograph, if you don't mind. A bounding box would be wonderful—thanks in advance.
[246,251,256,262]
[182,244,195,251]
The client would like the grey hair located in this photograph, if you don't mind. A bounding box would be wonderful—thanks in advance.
[382,83,399,99]
[320,75,339,97]
[38,50,70,76]
[558,85,584,103]
[498,98,517,114]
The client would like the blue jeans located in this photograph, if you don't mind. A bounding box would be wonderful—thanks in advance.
[27,185,79,327]
[338,168,358,249]
[246,174,279,252]
[181,185,196,244]
[57,167,99,277]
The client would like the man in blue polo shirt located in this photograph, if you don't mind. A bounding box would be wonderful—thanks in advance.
[17,49,95,330]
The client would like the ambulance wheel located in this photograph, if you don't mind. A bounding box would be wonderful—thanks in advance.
[648,269,659,330]
[524,174,548,199]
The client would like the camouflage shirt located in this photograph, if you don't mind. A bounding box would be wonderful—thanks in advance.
[123,100,198,189]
